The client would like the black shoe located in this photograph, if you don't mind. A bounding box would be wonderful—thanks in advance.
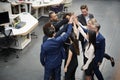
[111,57,115,67]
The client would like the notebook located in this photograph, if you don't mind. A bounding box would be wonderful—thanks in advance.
[13,16,26,29]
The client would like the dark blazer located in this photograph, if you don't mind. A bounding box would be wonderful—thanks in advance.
[94,33,105,63]
[79,27,105,63]
[78,13,94,26]
[43,24,68,43]
[78,13,94,49]
[51,18,69,32]
[40,24,72,68]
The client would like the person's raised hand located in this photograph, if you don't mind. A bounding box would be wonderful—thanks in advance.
[69,15,74,24]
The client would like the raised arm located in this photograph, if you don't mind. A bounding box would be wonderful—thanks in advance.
[53,18,69,32]
[73,16,88,41]
[56,16,74,43]
[77,23,88,41]
[56,23,72,43]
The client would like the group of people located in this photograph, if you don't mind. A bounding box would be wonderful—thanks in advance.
[40,4,115,80]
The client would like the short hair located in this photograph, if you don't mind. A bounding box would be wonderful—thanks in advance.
[49,11,55,18]
[43,22,55,37]
[80,5,88,11]
[88,18,97,25]
[94,23,101,31]
[63,12,72,19]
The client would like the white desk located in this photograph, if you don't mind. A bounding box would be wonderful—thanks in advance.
[11,1,32,14]
[5,13,38,49]
[11,13,38,36]
[32,0,64,19]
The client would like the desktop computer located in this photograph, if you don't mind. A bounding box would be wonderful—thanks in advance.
[0,11,10,25]
[0,11,10,33]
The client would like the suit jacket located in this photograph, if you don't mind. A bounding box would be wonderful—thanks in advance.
[79,26,105,63]
[78,13,94,49]
[78,13,94,26]
[51,18,69,32]
[43,24,68,43]
[40,24,72,68]
[94,33,105,63]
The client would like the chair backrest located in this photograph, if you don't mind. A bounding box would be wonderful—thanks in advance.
[63,0,72,7]
[64,0,72,4]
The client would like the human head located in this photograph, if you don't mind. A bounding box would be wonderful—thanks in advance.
[49,11,58,21]
[87,20,93,29]
[63,12,73,20]
[43,22,55,37]
[87,30,96,50]
[87,18,97,30]
[80,5,88,16]
[92,23,101,33]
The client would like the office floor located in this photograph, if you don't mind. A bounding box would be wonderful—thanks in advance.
[0,0,120,80]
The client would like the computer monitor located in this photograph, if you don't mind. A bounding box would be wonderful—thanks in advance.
[0,11,10,25]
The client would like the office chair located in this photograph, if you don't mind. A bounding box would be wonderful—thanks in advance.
[63,0,72,12]
[50,4,64,13]
[49,4,65,20]
[0,26,19,62]
[31,32,38,38]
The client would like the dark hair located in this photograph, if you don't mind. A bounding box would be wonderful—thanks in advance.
[43,22,55,37]
[94,23,101,31]
[63,13,72,19]
[80,5,88,11]
[70,30,80,55]
[87,30,96,52]
[49,11,55,18]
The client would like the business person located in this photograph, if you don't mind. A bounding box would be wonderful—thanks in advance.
[77,4,94,51]
[79,22,104,80]
[64,20,79,80]
[90,18,115,67]
[91,23,105,80]
[75,16,104,80]
[43,11,69,43]
[40,16,73,80]
[74,17,95,80]
[78,4,94,26]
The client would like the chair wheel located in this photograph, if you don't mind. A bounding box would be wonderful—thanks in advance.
[4,59,8,62]
[16,55,19,58]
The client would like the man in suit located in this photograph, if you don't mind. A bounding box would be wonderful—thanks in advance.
[77,5,94,51]
[40,17,73,80]
[91,23,105,80]
[42,12,70,80]
[78,5,94,26]
[43,11,69,43]
[49,11,69,32]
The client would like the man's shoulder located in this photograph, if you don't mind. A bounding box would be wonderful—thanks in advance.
[77,14,83,18]
[89,13,94,18]
[89,13,94,16]
[97,33,105,41]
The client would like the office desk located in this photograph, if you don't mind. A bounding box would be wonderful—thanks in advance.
[32,0,64,19]
[11,1,32,13]
[5,13,38,49]
[11,13,38,36]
